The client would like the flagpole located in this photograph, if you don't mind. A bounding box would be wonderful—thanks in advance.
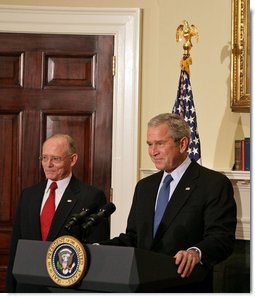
[173,20,202,164]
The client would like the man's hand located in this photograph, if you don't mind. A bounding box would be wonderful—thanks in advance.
[174,249,200,278]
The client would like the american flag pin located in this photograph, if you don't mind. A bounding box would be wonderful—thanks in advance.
[67,199,72,203]
[185,187,191,190]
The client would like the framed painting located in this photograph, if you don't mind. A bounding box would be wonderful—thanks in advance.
[231,0,250,112]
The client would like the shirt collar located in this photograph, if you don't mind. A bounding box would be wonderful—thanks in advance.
[163,157,191,181]
[46,173,72,192]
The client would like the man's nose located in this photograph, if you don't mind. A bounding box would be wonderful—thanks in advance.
[45,158,54,166]
[150,144,158,155]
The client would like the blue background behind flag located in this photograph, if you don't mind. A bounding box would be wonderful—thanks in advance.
[172,70,201,162]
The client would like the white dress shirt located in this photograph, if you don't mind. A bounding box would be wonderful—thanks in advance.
[155,156,191,208]
[40,174,72,214]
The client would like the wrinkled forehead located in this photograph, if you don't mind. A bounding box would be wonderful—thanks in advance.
[42,137,68,155]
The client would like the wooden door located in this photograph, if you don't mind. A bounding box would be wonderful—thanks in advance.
[0,33,114,291]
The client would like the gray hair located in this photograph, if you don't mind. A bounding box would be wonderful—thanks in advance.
[44,134,77,154]
[148,113,191,144]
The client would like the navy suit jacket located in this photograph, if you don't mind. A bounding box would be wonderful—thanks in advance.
[6,175,109,292]
[102,160,237,292]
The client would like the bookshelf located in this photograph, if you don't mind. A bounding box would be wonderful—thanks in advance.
[140,169,250,240]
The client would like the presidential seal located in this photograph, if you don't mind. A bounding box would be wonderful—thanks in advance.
[46,235,87,287]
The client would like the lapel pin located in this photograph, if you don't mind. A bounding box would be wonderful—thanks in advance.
[67,199,72,203]
[185,187,191,191]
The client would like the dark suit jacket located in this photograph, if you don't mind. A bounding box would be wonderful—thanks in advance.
[101,160,237,292]
[6,175,110,293]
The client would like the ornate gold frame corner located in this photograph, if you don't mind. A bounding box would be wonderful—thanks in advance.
[231,0,250,112]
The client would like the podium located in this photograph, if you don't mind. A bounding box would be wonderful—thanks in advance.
[13,239,208,292]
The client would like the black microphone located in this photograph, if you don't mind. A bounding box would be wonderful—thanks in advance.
[65,203,98,231]
[82,202,116,231]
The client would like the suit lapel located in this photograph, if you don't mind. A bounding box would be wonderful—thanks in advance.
[30,181,47,240]
[152,161,200,242]
[143,172,164,246]
[47,177,79,241]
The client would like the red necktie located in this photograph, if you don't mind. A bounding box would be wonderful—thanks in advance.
[40,181,58,241]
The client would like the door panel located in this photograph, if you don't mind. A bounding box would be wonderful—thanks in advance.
[42,113,93,183]
[0,33,114,292]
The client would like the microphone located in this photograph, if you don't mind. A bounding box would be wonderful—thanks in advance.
[65,203,98,231]
[82,202,116,231]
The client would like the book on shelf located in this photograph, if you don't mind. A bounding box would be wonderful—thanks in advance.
[244,137,250,171]
[234,137,250,171]
[234,140,242,170]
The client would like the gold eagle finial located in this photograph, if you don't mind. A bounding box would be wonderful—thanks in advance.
[176,20,199,55]
[176,20,199,76]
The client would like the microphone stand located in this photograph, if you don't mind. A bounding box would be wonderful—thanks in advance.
[81,228,89,244]
[81,221,92,244]
[80,203,116,244]
[81,220,94,244]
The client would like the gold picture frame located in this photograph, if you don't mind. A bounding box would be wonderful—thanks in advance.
[231,0,250,112]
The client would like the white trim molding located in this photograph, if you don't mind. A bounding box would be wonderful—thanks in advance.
[0,5,141,237]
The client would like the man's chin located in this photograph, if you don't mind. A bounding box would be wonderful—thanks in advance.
[45,174,57,180]
[154,163,164,171]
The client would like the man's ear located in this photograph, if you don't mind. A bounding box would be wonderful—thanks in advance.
[70,154,78,167]
[179,137,189,153]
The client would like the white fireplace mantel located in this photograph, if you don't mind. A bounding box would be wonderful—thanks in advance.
[221,170,250,241]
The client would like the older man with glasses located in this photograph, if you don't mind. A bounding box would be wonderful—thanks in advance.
[6,134,109,293]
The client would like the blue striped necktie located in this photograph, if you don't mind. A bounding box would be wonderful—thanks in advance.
[153,174,173,237]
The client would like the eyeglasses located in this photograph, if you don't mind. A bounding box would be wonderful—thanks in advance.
[39,155,72,163]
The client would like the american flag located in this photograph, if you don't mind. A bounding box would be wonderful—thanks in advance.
[172,70,201,162]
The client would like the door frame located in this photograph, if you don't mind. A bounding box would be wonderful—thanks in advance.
[0,5,140,237]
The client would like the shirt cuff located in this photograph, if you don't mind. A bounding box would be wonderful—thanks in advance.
[187,246,202,262]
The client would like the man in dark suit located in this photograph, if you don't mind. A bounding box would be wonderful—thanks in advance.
[6,134,109,293]
[101,113,237,292]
